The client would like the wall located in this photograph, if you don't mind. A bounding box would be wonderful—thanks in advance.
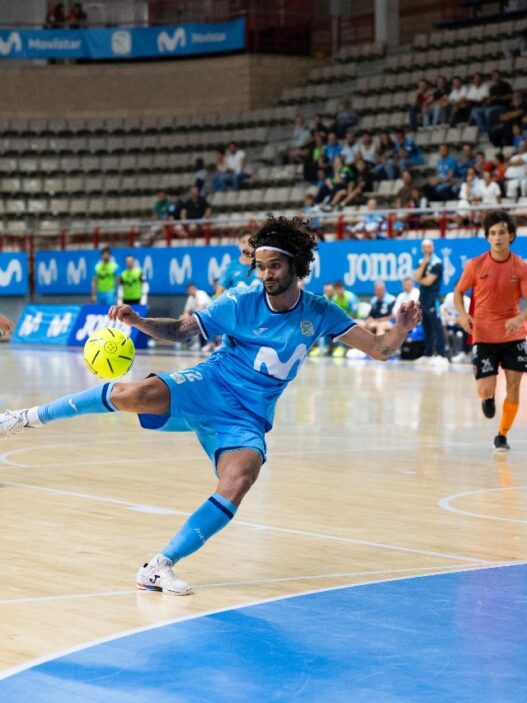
[0,54,314,118]
[0,0,47,26]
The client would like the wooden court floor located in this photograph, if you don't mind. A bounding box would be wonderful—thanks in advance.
[1,344,526,672]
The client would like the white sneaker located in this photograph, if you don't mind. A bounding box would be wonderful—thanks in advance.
[136,554,193,595]
[0,409,30,437]
[414,356,433,365]
[451,352,471,364]
[431,356,450,369]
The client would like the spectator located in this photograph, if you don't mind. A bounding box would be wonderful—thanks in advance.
[331,280,359,357]
[91,246,119,306]
[341,130,358,166]
[331,99,358,138]
[422,143,459,202]
[182,282,212,351]
[176,186,212,238]
[303,131,328,182]
[512,123,527,149]
[318,155,353,208]
[447,76,469,126]
[303,193,323,236]
[478,168,502,206]
[393,277,420,317]
[374,131,396,180]
[392,129,424,174]
[358,281,396,335]
[490,90,527,147]
[423,75,450,127]
[395,170,416,207]
[414,239,448,365]
[153,191,171,220]
[167,193,182,220]
[408,79,433,131]
[457,143,476,181]
[310,114,329,137]
[347,198,387,240]
[400,186,426,231]
[504,140,527,199]
[211,148,229,192]
[456,167,480,224]
[46,2,66,28]
[466,72,489,117]
[309,282,336,356]
[471,69,512,133]
[118,256,146,306]
[224,141,250,190]
[68,2,87,28]
[324,131,343,162]
[194,158,208,196]
[355,131,378,168]
[287,115,311,164]
[440,289,471,363]
[473,149,487,175]
[338,158,374,208]
[493,151,508,192]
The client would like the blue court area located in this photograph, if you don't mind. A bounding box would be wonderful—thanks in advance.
[2,564,526,702]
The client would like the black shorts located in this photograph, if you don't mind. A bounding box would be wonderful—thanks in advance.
[472,339,527,380]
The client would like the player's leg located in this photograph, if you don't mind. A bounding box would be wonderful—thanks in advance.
[495,369,523,451]
[137,449,262,595]
[473,343,499,418]
[0,376,170,436]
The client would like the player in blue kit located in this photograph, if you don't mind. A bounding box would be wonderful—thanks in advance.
[217,230,260,292]
[0,217,421,595]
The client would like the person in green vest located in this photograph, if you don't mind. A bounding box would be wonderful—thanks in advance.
[332,280,359,357]
[91,247,119,305]
[118,255,146,305]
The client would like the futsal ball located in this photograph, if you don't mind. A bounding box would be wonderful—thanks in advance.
[83,327,135,380]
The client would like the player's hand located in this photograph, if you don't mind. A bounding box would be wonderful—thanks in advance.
[396,300,422,332]
[108,304,142,327]
[505,315,525,334]
[0,314,14,336]
[458,312,473,334]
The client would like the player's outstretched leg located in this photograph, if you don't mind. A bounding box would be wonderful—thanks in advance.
[476,376,497,419]
[494,370,522,452]
[137,449,261,595]
[0,377,170,437]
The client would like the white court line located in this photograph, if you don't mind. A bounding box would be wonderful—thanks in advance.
[439,485,527,525]
[1,478,493,564]
[0,563,506,606]
[1,561,524,682]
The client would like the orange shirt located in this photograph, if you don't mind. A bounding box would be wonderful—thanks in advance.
[458,251,527,344]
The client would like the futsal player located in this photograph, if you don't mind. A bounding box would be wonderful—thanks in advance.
[217,230,260,292]
[0,217,422,594]
[454,210,527,451]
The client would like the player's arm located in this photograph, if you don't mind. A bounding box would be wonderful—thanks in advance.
[0,314,14,336]
[108,304,199,342]
[453,285,473,333]
[339,301,422,360]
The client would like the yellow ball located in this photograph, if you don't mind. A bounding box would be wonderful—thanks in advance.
[83,327,135,380]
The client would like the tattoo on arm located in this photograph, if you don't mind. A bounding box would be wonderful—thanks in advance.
[372,335,398,359]
[137,316,200,342]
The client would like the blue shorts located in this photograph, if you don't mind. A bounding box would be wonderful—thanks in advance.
[96,290,117,305]
[138,363,267,474]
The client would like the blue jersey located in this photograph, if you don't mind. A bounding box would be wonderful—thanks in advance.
[195,287,355,429]
[218,258,260,290]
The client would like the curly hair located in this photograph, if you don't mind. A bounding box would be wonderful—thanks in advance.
[248,216,318,279]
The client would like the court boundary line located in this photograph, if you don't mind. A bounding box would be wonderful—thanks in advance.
[1,561,525,682]
[439,485,527,524]
[0,478,494,564]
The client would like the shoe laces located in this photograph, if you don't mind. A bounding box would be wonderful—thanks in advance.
[2,410,26,435]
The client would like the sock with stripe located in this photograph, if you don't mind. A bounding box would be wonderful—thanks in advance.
[498,399,519,437]
[29,382,118,426]
[161,493,238,563]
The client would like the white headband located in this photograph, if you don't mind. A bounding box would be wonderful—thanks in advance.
[255,245,293,257]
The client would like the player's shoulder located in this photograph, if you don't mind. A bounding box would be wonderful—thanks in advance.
[223,283,263,303]
[303,289,334,312]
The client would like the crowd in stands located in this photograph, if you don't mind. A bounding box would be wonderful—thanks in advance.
[46,2,87,28]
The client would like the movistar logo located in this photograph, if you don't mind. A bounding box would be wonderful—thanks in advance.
[47,313,73,338]
[142,255,154,280]
[0,32,22,57]
[67,257,87,285]
[253,344,307,380]
[157,28,187,53]
[0,259,23,287]
[208,254,231,284]
[37,258,58,286]
[169,254,192,285]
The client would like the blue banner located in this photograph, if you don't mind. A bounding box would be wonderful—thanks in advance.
[11,304,81,344]
[35,246,240,296]
[35,238,527,297]
[0,252,28,296]
[0,19,245,60]
[69,305,149,349]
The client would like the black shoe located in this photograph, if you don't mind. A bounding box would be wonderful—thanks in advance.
[482,398,496,418]
[493,433,510,452]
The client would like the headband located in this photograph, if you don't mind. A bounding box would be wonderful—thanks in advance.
[255,245,293,257]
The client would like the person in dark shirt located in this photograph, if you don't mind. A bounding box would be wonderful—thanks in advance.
[490,91,527,147]
[414,239,448,364]
[471,70,512,133]
[175,186,212,238]
[167,193,182,220]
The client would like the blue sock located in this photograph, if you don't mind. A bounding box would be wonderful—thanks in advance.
[161,493,238,563]
[37,382,117,424]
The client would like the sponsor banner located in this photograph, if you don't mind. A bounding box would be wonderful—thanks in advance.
[68,304,149,349]
[36,246,240,295]
[34,238,527,297]
[0,252,28,295]
[11,304,81,345]
[0,19,245,60]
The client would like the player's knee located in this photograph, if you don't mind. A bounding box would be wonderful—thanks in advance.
[110,382,138,410]
[218,465,259,505]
